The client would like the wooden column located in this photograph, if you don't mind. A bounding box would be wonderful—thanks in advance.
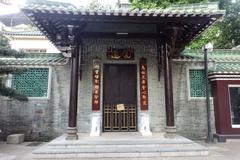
[163,43,176,133]
[66,44,80,140]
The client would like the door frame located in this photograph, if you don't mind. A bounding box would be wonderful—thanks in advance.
[102,63,138,132]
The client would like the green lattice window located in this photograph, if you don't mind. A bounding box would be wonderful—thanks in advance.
[11,68,49,97]
[189,69,212,97]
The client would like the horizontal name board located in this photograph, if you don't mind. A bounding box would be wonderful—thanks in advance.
[107,47,134,60]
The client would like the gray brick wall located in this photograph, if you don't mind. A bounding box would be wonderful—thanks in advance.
[0,39,214,141]
[172,61,215,139]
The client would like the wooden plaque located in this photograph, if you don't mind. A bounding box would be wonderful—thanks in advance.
[92,58,101,110]
[139,57,148,110]
[107,47,134,60]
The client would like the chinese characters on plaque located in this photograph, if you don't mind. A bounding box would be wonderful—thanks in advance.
[92,58,101,110]
[107,47,134,60]
[139,58,148,110]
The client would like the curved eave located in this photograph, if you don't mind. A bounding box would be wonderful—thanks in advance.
[21,3,225,56]
[0,57,69,66]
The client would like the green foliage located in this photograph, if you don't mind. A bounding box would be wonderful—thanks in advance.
[0,33,10,47]
[129,0,217,9]
[131,0,240,49]
[0,34,28,101]
[190,1,240,49]
[215,1,240,48]
[188,23,221,49]
[0,47,18,57]
[0,84,28,101]
[219,0,230,9]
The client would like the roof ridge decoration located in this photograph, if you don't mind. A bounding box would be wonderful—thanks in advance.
[23,1,225,16]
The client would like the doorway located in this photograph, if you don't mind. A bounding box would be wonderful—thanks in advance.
[103,64,137,132]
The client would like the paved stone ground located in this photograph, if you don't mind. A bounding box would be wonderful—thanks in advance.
[0,140,240,160]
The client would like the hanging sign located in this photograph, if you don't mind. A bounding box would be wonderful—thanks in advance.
[139,58,148,110]
[92,58,101,111]
[116,104,125,111]
[107,47,134,60]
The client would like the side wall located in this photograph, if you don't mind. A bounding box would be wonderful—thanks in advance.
[173,61,215,139]
[0,65,70,141]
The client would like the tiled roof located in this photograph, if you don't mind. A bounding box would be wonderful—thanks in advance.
[2,30,43,36]
[211,63,240,74]
[0,53,69,66]
[23,2,224,17]
[179,49,240,62]
[178,49,240,74]
[0,13,31,26]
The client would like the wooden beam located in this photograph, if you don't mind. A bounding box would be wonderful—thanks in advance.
[31,12,214,25]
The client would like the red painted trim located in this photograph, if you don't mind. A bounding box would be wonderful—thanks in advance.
[213,80,240,134]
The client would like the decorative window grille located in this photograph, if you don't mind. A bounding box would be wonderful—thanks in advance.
[11,68,49,97]
[189,69,212,97]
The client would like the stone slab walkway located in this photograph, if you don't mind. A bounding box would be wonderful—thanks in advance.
[0,139,240,160]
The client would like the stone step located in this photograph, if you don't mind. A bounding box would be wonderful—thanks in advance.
[44,143,196,149]
[33,134,209,159]
[34,151,208,159]
[48,135,193,146]
[48,139,192,146]
[34,143,207,154]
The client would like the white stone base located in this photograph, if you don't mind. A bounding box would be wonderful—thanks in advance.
[90,112,101,136]
[139,112,152,136]
[7,134,24,144]
[66,127,78,140]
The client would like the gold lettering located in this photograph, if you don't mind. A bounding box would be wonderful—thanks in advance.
[123,50,131,59]
[141,65,146,70]
[95,69,99,75]
[142,100,147,106]
[94,100,99,105]
[142,91,147,95]
[111,50,121,59]
[94,85,99,90]
[94,79,99,84]
[94,74,99,79]
[142,85,147,90]
[94,90,99,94]
[141,75,146,79]
[142,95,147,99]
[141,80,146,84]
[94,95,99,100]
